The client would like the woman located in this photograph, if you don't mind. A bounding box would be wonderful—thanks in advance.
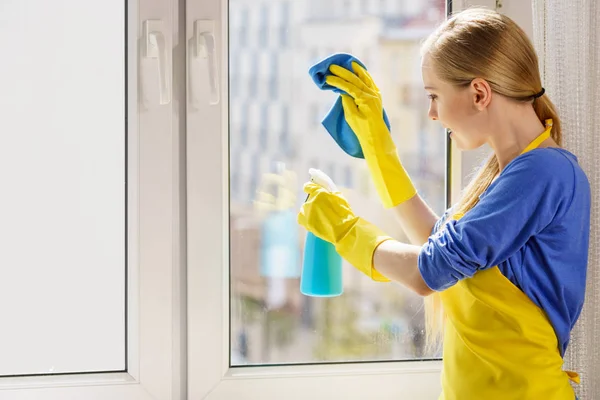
[298,8,590,400]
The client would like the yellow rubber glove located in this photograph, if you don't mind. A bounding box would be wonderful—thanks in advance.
[297,169,391,282]
[325,62,417,208]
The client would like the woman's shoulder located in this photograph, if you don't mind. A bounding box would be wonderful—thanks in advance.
[514,146,576,165]
[507,147,590,215]
[478,147,588,210]
[507,147,586,184]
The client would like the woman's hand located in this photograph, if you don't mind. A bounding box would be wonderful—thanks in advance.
[325,62,417,208]
[326,62,385,135]
[297,168,392,282]
[297,168,358,245]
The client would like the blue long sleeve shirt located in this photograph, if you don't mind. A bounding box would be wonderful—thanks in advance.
[418,148,590,356]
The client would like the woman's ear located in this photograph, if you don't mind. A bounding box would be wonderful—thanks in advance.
[470,78,492,110]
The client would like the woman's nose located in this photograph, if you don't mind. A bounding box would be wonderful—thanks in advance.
[428,105,438,121]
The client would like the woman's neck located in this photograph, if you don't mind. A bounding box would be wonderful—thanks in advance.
[486,102,555,171]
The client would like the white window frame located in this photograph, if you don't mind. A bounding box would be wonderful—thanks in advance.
[186,0,500,399]
[0,0,186,398]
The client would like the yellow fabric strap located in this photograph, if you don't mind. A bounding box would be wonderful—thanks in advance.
[521,119,553,154]
[567,370,581,384]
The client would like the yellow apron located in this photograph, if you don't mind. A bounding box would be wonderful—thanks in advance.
[439,119,579,399]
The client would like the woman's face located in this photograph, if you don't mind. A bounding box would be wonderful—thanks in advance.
[421,53,489,150]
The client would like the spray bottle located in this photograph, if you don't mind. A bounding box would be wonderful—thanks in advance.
[299,169,343,297]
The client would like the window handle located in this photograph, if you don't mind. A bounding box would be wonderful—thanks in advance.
[191,20,220,106]
[143,20,171,105]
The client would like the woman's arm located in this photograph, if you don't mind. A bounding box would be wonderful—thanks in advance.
[372,240,434,296]
[391,151,576,295]
[392,194,439,246]
[324,63,440,243]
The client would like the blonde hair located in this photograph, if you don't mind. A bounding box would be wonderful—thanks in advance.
[420,8,563,353]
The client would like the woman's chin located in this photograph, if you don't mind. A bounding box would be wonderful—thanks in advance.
[461,142,484,151]
[451,135,479,151]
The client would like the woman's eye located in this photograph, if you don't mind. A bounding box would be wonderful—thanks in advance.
[428,94,437,101]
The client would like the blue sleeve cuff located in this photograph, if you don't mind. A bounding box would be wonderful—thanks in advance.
[417,230,466,292]
[418,243,447,292]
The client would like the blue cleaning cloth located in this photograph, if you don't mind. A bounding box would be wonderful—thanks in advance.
[308,53,391,159]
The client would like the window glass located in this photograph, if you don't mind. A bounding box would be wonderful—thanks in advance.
[230,0,447,365]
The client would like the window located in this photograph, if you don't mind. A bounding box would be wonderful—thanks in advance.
[310,103,320,126]
[242,104,250,146]
[2,0,184,398]
[230,52,240,98]
[280,105,290,156]
[239,7,249,47]
[343,0,353,16]
[269,54,279,99]
[259,104,269,149]
[248,55,259,97]
[228,0,447,367]
[280,2,290,47]
[231,149,241,202]
[259,5,269,47]
[344,165,353,188]
[249,154,261,202]
[2,0,126,376]
[308,48,319,64]
[189,0,469,398]
[361,0,370,14]
[326,163,336,182]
